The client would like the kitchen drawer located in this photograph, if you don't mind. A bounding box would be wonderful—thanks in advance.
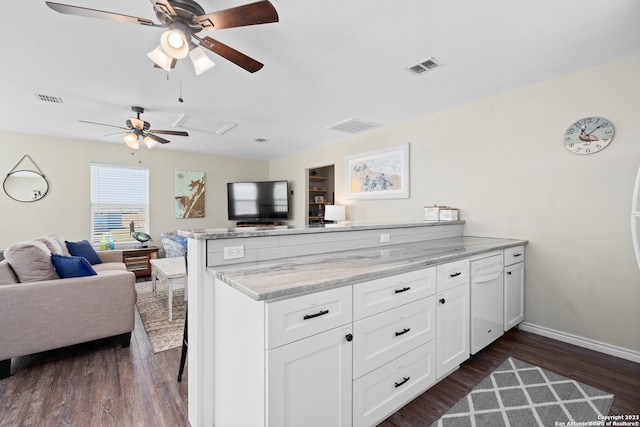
[353,340,437,427]
[353,267,436,320]
[504,245,525,266]
[436,258,469,292]
[353,297,436,379]
[266,286,352,349]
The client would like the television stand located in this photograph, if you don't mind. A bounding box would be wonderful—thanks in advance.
[235,221,280,227]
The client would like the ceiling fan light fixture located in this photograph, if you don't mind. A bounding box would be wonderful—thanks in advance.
[147,45,173,71]
[124,132,140,149]
[143,135,158,149]
[189,47,216,75]
[160,24,190,59]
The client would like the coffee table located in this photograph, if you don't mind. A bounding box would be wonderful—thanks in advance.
[150,257,186,322]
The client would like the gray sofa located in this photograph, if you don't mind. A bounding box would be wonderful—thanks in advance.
[0,233,136,378]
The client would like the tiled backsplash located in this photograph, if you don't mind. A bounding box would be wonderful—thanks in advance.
[207,223,463,266]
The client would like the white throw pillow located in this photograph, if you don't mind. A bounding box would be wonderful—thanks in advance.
[4,240,60,282]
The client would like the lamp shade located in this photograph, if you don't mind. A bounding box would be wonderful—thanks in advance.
[124,133,139,149]
[189,47,216,75]
[160,24,190,59]
[147,45,174,71]
[143,135,158,149]
[324,205,346,221]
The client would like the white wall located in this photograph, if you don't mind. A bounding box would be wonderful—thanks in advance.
[0,132,269,249]
[270,54,640,354]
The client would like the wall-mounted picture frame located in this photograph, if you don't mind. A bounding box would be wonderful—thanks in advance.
[346,144,410,200]
[314,195,325,203]
[175,170,205,218]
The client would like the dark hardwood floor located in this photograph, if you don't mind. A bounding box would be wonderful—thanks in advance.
[0,308,189,427]
[1,321,638,427]
[380,329,640,426]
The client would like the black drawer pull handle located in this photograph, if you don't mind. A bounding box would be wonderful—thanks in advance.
[394,286,411,294]
[395,328,411,337]
[513,253,522,257]
[449,271,462,278]
[303,309,329,320]
[394,377,410,388]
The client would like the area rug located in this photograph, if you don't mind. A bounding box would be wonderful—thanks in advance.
[431,357,614,427]
[135,281,185,353]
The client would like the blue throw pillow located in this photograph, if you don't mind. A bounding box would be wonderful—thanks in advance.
[174,235,188,249]
[65,240,102,265]
[51,254,97,278]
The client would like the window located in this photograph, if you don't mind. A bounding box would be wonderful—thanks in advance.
[90,163,149,246]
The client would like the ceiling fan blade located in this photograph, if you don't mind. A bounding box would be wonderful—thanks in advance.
[149,0,177,17]
[196,0,278,31]
[104,132,129,137]
[149,130,189,136]
[146,133,171,144]
[46,2,156,26]
[200,37,264,73]
[79,120,128,130]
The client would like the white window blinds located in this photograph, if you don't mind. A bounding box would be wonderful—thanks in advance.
[90,163,149,245]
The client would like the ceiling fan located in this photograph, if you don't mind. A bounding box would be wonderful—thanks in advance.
[45,0,279,74]
[80,106,189,149]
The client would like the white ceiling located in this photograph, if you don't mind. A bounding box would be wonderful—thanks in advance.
[1,0,639,161]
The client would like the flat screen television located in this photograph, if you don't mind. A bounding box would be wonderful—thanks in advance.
[227,180,289,221]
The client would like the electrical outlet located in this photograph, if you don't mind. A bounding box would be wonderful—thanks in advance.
[380,233,390,243]
[223,245,245,260]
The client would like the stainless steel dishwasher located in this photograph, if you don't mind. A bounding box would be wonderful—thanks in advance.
[470,251,504,354]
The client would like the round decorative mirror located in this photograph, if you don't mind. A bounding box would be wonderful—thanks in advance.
[3,170,49,202]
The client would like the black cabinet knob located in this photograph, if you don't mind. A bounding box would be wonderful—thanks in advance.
[345,334,353,342]
[439,298,446,304]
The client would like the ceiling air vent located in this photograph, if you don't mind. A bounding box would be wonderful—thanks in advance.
[327,118,381,134]
[408,57,440,75]
[254,137,269,143]
[174,114,236,135]
[35,93,63,104]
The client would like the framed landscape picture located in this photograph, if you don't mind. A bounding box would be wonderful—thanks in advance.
[346,144,409,200]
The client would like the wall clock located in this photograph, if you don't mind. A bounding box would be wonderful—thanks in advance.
[563,116,614,154]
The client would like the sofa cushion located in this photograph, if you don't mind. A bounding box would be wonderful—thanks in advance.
[35,236,64,255]
[44,233,71,256]
[4,240,60,282]
[66,240,102,265]
[0,260,18,285]
[51,254,97,278]
[93,262,128,273]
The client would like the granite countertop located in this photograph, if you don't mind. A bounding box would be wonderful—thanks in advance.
[209,236,527,301]
[178,221,465,240]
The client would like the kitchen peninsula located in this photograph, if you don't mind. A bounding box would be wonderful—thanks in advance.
[180,222,527,427]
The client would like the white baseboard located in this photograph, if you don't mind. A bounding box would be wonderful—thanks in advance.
[518,322,640,364]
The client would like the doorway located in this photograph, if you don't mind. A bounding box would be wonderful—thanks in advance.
[307,165,335,225]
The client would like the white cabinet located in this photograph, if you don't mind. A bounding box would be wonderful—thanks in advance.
[352,268,437,427]
[504,246,525,330]
[213,281,352,427]
[267,324,353,427]
[436,259,470,379]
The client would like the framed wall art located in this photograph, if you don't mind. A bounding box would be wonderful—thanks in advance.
[346,144,409,200]
[175,170,205,218]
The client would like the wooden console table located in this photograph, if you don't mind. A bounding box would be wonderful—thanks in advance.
[122,247,159,277]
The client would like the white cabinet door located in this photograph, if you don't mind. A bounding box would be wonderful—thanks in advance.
[267,324,353,427]
[504,262,525,330]
[436,283,469,379]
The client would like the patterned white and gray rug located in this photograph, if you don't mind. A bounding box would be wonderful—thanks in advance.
[135,281,185,353]
[431,357,614,427]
